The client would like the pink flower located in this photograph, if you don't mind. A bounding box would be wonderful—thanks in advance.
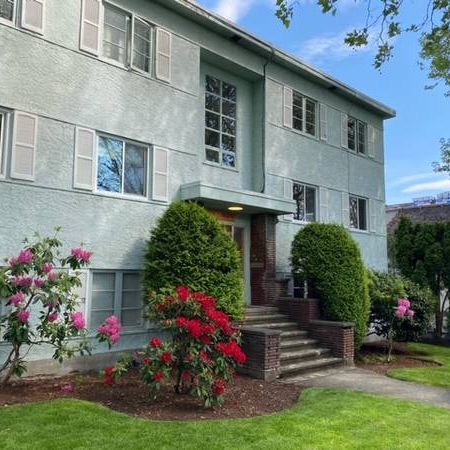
[48,312,59,323]
[406,309,415,318]
[11,276,33,288]
[71,247,93,263]
[110,333,121,344]
[42,263,54,274]
[71,312,86,330]
[395,305,407,318]
[48,271,59,282]
[98,315,122,345]
[33,278,45,289]
[61,383,75,394]
[8,291,26,307]
[398,298,411,310]
[17,309,30,324]
[9,250,34,267]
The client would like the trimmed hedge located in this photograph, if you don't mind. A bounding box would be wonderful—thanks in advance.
[291,223,370,348]
[143,201,245,319]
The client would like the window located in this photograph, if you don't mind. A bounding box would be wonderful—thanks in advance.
[0,0,15,23]
[90,271,143,329]
[347,117,366,154]
[292,91,317,137]
[101,3,152,73]
[205,75,237,168]
[0,112,5,175]
[293,182,316,222]
[349,195,367,230]
[97,135,148,197]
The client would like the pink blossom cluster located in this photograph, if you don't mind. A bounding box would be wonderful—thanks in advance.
[9,249,34,267]
[48,312,59,323]
[11,276,33,288]
[8,291,26,307]
[71,312,86,330]
[98,315,122,344]
[395,298,415,318]
[17,309,30,324]
[71,248,93,263]
[42,263,54,274]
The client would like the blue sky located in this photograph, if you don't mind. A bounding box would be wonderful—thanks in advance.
[196,0,450,205]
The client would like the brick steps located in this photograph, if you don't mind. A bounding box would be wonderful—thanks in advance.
[244,321,298,331]
[245,313,288,323]
[280,357,344,377]
[280,347,331,363]
[280,338,320,350]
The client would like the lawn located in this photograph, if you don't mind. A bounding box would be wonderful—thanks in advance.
[1,388,450,449]
[389,343,450,388]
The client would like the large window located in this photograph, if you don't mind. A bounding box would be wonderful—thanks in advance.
[349,195,367,230]
[102,3,152,73]
[90,271,143,329]
[204,75,237,168]
[293,182,316,222]
[97,135,148,197]
[347,117,367,154]
[0,0,15,23]
[292,91,317,137]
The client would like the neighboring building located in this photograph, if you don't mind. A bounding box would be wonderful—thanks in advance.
[0,0,395,370]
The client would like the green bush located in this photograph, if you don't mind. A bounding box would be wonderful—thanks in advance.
[143,201,245,319]
[291,223,370,348]
[369,271,437,341]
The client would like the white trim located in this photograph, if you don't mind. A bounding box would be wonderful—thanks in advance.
[283,86,293,128]
[341,112,348,148]
[283,178,293,200]
[341,191,349,228]
[152,146,169,202]
[0,0,16,27]
[11,111,38,181]
[80,0,102,56]
[368,124,376,158]
[0,112,5,178]
[131,16,153,75]
[21,0,45,35]
[349,194,368,231]
[74,127,96,191]
[319,186,329,223]
[319,103,328,142]
[369,199,377,233]
[155,27,172,83]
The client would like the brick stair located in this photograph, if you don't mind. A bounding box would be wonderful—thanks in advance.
[244,306,346,380]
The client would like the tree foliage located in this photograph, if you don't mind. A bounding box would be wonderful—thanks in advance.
[276,0,450,94]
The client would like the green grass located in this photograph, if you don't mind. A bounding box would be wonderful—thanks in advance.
[1,389,450,449]
[389,343,450,388]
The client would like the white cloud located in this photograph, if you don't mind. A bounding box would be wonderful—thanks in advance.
[387,172,440,188]
[402,179,450,194]
[214,0,259,22]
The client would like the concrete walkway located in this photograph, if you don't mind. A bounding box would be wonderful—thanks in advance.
[297,367,450,409]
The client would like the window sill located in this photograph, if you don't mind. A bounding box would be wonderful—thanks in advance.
[203,161,239,173]
[349,227,370,235]
[284,125,319,142]
[93,190,151,203]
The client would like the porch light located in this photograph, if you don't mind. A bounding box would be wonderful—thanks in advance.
[228,206,244,212]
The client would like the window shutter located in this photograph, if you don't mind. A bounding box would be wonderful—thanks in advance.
[80,0,102,55]
[282,178,293,221]
[283,86,293,128]
[341,191,350,228]
[368,125,376,158]
[21,0,45,34]
[319,187,329,223]
[153,146,169,201]
[74,127,96,190]
[11,112,38,181]
[369,199,377,233]
[155,28,172,83]
[341,113,348,148]
[320,104,328,141]
[70,269,89,316]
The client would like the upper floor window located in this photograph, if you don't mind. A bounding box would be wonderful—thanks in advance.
[347,117,366,154]
[0,0,15,23]
[293,182,316,222]
[292,91,317,137]
[0,111,5,175]
[349,195,367,230]
[204,75,237,168]
[97,135,148,197]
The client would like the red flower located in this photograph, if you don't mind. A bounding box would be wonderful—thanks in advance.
[104,366,116,385]
[177,285,191,302]
[215,341,247,364]
[181,371,192,382]
[160,352,174,364]
[142,358,151,366]
[213,379,226,396]
[193,293,217,311]
[150,337,162,348]
[202,323,217,336]
[104,366,116,377]
[207,309,233,334]
[201,335,212,345]
[186,319,203,339]
[154,371,165,382]
[176,316,189,328]
[200,350,212,365]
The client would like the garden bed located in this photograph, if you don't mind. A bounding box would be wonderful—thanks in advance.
[0,371,301,421]
[357,341,440,376]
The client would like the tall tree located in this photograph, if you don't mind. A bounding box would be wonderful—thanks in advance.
[276,0,450,94]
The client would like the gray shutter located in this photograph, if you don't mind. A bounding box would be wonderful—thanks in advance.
[80,0,102,55]
[369,199,377,233]
[21,0,45,34]
[283,86,293,128]
[319,104,328,141]
[341,113,348,148]
[368,125,376,158]
[11,112,38,181]
[319,187,329,223]
[74,127,96,190]
[155,28,172,82]
[70,269,89,316]
[153,146,169,201]
[341,191,350,228]
[283,178,293,221]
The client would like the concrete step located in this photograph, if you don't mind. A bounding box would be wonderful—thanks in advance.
[244,313,288,323]
[244,322,298,331]
[280,329,310,338]
[280,348,331,364]
[246,306,279,313]
[280,357,344,377]
[280,337,320,350]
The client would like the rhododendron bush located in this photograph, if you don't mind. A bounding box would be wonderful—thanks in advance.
[112,286,247,407]
[0,232,121,386]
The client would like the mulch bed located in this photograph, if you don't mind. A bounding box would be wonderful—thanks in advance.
[356,341,440,376]
[0,371,301,421]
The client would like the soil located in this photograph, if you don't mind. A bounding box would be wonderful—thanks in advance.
[356,341,441,376]
[0,371,301,421]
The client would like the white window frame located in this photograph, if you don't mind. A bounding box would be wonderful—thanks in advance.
[0,109,9,178]
[21,0,45,35]
[131,16,153,75]
[291,90,318,138]
[292,181,317,224]
[349,194,368,231]
[0,0,16,26]
[347,116,367,155]
[204,75,238,169]
[94,132,150,200]
[88,270,144,331]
